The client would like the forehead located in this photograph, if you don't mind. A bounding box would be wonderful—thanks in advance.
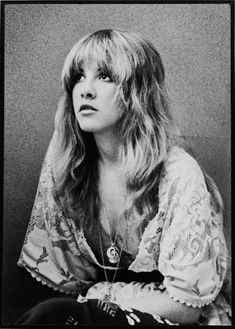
[72,49,115,79]
[76,60,106,71]
[64,35,133,85]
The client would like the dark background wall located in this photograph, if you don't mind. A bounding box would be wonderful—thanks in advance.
[3,3,231,324]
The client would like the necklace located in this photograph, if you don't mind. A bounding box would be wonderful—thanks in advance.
[102,204,121,264]
[98,219,123,303]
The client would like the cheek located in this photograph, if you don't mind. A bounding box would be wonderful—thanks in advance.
[72,90,81,121]
[72,87,80,108]
[109,89,123,113]
[115,97,125,118]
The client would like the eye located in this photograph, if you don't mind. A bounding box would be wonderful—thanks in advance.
[77,73,84,81]
[74,72,84,83]
[98,72,112,82]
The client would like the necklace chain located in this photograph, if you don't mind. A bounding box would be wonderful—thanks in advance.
[98,219,123,303]
[102,202,121,264]
[102,202,119,243]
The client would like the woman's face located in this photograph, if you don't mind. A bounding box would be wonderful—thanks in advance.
[72,61,123,135]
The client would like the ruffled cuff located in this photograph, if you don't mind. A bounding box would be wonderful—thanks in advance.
[162,265,221,309]
[18,256,94,296]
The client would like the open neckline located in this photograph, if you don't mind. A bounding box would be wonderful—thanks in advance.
[82,224,135,270]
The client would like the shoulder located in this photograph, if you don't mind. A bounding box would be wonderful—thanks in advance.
[162,145,204,182]
[157,145,208,203]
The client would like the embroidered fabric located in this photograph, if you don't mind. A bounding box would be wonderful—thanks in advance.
[85,280,167,302]
[17,131,231,325]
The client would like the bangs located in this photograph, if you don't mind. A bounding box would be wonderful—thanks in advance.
[62,30,133,92]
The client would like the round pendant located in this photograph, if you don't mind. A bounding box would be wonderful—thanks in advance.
[106,245,120,264]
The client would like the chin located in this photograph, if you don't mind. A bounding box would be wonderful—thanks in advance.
[79,124,101,133]
[78,120,117,135]
[79,126,95,133]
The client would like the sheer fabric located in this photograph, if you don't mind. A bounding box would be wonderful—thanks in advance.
[18,131,231,325]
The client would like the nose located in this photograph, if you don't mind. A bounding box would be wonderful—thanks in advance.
[81,82,96,99]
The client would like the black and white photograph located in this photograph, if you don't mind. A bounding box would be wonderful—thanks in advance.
[2,1,232,326]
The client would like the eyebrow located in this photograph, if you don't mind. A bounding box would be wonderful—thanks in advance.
[97,65,112,73]
[72,61,83,73]
[73,61,112,75]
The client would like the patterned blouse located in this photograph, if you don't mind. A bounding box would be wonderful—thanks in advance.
[18,131,231,325]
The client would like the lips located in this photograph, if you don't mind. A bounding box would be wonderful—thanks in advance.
[79,105,98,112]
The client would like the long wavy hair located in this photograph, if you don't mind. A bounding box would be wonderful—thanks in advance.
[53,29,223,232]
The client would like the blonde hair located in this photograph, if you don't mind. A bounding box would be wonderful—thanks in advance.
[53,29,222,230]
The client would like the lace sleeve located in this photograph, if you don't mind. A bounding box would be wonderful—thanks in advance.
[17,131,96,295]
[158,155,229,308]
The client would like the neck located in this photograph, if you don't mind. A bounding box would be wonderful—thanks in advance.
[94,130,122,167]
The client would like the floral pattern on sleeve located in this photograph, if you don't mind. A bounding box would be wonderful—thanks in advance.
[17,131,97,295]
[128,147,230,324]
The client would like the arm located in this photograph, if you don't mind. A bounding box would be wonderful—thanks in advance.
[17,131,96,297]
[118,153,228,325]
[120,290,201,325]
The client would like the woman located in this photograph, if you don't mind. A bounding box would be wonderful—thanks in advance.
[16,29,231,325]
